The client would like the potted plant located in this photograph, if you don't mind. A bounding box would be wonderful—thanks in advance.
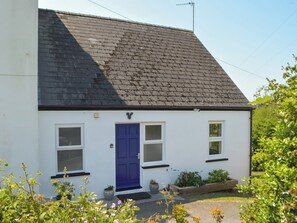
[149,179,159,194]
[52,180,75,200]
[103,185,114,200]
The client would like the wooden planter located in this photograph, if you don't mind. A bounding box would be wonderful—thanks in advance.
[170,179,238,195]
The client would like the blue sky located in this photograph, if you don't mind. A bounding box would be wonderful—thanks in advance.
[39,0,297,101]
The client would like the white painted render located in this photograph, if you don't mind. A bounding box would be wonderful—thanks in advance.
[0,0,39,176]
[39,110,251,198]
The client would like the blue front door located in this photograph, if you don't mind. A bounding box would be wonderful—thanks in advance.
[116,124,140,190]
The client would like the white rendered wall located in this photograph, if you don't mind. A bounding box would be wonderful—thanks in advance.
[0,0,39,176]
[39,110,251,198]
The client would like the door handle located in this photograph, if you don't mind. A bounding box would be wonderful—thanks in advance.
[137,153,140,160]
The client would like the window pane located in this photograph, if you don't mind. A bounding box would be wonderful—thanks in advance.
[59,127,81,146]
[58,150,83,172]
[145,125,161,140]
[209,141,222,155]
[209,124,222,137]
[144,143,162,162]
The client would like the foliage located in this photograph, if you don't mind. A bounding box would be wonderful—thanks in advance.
[158,189,177,219]
[252,104,277,153]
[146,214,161,223]
[239,56,297,222]
[150,179,158,184]
[175,171,203,187]
[104,185,114,191]
[172,204,188,223]
[192,216,202,223]
[283,182,297,222]
[0,162,233,222]
[207,169,229,183]
[172,204,202,223]
[211,207,224,223]
[0,160,8,170]
[251,86,277,170]
[52,180,75,194]
[0,163,139,223]
[251,151,268,171]
[158,190,202,223]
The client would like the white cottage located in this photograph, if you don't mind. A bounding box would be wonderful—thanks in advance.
[1,0,252,198]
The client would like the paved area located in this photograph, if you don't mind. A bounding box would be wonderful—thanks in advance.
[104,193,244,222]
[137,199,243,222]
[181,200,243,223]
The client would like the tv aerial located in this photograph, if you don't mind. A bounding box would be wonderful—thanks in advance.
[176,1,195,33]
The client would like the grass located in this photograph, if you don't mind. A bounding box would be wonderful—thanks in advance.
[182,191,252,202]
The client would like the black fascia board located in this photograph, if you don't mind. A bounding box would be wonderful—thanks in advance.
[39,105,253,111]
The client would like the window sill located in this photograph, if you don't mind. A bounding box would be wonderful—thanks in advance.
[205,158,229,163]
[51,172,90,179]
[142,164,170,169]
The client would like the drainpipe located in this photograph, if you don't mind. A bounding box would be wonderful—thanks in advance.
[249,109,253,177]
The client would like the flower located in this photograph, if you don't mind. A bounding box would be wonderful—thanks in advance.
[211,207,224,223]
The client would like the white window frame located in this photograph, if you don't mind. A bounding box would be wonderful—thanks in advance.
[208,121,224,157]
[55,124,84,174]
[142,123,165,165]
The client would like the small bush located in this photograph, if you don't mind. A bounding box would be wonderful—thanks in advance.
[172,204,188,223]
[251,151,267,171]
[211,207,224,223]
[0,163,139,223]
[175,171,203,187]
[52,180,75,194]
[208,169,229,183]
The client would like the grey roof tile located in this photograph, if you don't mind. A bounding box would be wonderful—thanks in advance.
[38,9,250,109]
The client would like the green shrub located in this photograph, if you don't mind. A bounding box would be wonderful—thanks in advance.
[172,204,188,223]
[175,171,203,187]
[0,163,139,223]
[251,151,267,171]
[239,58,297,222]
[207,169,229,183]
[0,162,207,222]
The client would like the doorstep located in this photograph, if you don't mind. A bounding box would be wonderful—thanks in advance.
[101,191,184,206]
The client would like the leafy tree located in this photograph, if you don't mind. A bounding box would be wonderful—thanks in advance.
[251,104,277,171]
[252,104,277,152]
[239,56,297,222]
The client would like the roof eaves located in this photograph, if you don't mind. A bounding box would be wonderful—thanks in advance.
[39,105,253,111]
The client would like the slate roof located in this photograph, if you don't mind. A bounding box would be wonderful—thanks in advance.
[38,9,251,110]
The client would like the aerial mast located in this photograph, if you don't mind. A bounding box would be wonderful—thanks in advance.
[176,1,195,33]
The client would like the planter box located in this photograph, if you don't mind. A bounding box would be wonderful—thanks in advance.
[170,179,238,195]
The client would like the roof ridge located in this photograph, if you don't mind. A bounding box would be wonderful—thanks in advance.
[39,8,194,34]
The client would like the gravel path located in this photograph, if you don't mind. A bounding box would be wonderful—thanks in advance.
[136,198,245,222]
